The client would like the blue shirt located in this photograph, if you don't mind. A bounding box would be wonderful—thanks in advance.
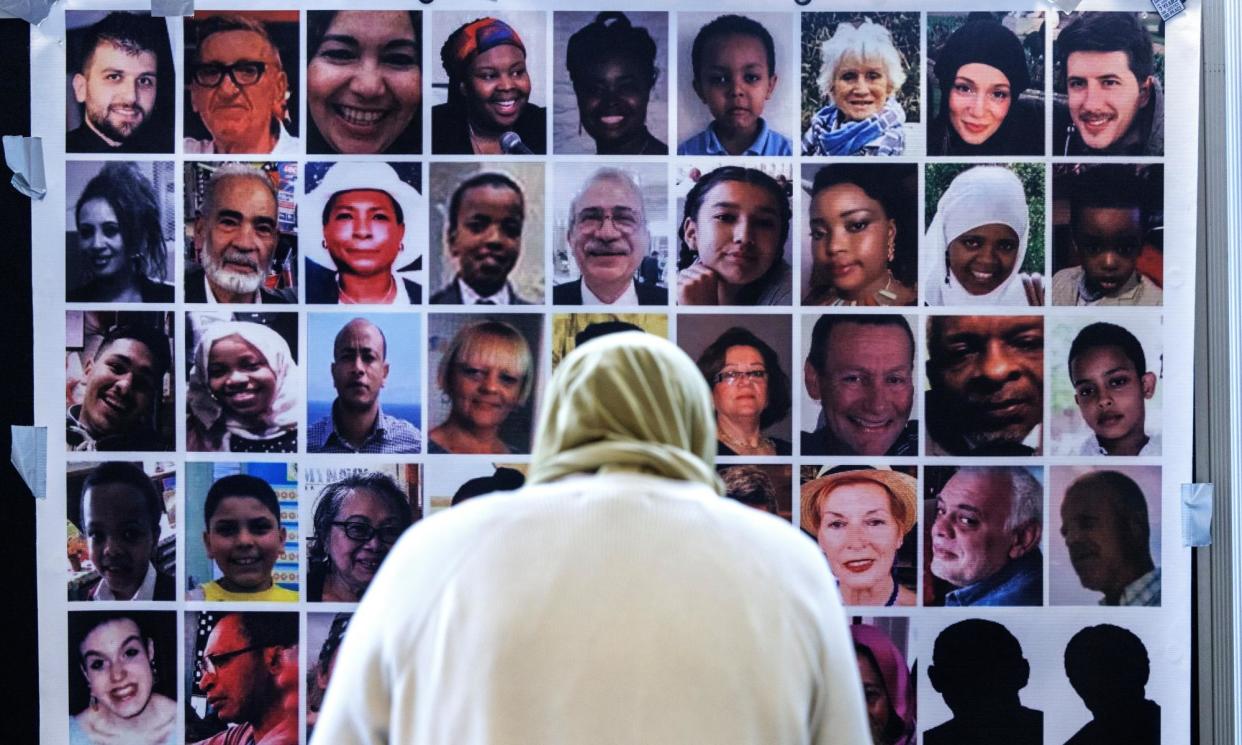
[677,118,793,156]
[943,549,1042,607]
[308,405,422,454]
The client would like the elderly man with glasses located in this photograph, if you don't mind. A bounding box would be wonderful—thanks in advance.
[554,167,667,305]
[186,14,299,155]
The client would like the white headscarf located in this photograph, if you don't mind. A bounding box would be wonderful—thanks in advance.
[923,166,1030,306]
[187,321,300,442]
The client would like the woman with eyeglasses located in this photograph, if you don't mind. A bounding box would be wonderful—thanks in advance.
[308,473,415,603]
[696,327,792,456]
[68,611,176,745]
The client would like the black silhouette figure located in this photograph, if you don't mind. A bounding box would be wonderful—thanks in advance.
[1064,624,1160,744]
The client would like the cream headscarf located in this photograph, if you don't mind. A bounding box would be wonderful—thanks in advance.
[187,321,301,441]
[923,166,1030,306]
[527,332,724,494]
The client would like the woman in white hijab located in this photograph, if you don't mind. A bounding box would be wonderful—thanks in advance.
[923,166,1043,306]
[187,320,300,452]
[314,332,869,745]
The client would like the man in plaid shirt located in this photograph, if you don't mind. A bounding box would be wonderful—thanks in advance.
[1061,470,1161,606]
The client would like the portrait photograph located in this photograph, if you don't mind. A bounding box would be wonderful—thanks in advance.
[1050,315,1163,456]
[184,461,298,602]
[1051,164,1164,306]
[800,465,918,607]
[426,312,543,455]
[1052,11,1165,157]
[67,461,177,602]
[307,612,352,741]
[1049,465,1162,606]
[799,313,920,458]
[850,617,916,745]
[183,11,301,155]
[801,12,921,157]
[66,11,175,154]
[307,313,423,454]
[306,10,423,155]
[66,161,175,304]
[303,162,424,306]
[185,311,300,454]
[551,162,669,306]
[923,465,1045,607]
[923,163,1046,307]
[429,11,548,155]
[68,610,178,743]
[423,461,527,517]
[553,11,669,155]
[718,463,792,519]
[301,463,422,602]
[679,313,792,457]
[677,12,795,157]
[185,611,298,744]
[674,160,795,307]
[66,310,174,452]
[428,162,544,306]
[183,161,299,305]
[927,12,1046,156]
[924,314,1045,456]
[800,163,918,307]
[551,313,668,369]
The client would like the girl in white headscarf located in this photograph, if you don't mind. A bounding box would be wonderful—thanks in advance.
[187,320,300,452]
[923,166,1043,306]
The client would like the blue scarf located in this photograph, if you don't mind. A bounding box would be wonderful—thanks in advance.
[803,98,904,156]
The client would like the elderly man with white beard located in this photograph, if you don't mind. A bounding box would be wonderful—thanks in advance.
[186,164,294,303]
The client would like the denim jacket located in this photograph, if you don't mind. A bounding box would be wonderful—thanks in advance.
[944,549,1042,607]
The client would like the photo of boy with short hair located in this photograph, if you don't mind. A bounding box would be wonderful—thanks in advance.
[678,15,793,156]
[1065,322,1159,456]
[189,473,297,601]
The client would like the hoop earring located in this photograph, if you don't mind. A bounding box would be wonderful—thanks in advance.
[150,658,158,684]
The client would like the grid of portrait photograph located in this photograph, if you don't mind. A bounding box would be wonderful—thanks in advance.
[57,7,1175,744]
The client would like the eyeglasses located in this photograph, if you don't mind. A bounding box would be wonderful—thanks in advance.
[573,207,641,235]
[332,521,403,545]
[192,61,267,88]
[197,644,266,677]
[713,369,768,386]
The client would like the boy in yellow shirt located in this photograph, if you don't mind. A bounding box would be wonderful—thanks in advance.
[190,474,297,601]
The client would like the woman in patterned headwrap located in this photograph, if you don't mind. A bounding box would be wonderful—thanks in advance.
[432,17,547,154]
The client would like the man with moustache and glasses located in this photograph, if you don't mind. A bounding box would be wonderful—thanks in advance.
[555,168,666,305]
[186,164,294,304]
[68,12,171,153]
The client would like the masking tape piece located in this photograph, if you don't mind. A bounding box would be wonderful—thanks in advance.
[151,0,193,18]
[1181,483,1213,547]
[0,0,54,25]
[1,135,45,199]
[9,426,46,499]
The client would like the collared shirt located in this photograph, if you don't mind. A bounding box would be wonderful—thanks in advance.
[459,278,512,305]
[1107,567,1161,607]
[677,118,793,156]
[1069,431,1161,457]
[801,420,918,457]
[92,562,158,601]
[1051,266,1163,306]
[184,123,301,156]
[308,405,422,454]
[581,278,638,306]
[944,549,1043,606]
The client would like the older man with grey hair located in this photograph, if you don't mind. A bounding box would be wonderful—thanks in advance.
[554,168,666,305]
[186,163,293,303]
[930,466,1043,606]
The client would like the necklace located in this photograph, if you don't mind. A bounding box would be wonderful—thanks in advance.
[828,273,899,307]
[718,429,775,455]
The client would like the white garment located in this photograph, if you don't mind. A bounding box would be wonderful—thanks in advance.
[313,472,868,745]
[92,562,157,601]
[923,166,1032,306]
[1064,430,1161,456]
[582,277,638,305]
[184,123,301,155]
[459,277,512,305]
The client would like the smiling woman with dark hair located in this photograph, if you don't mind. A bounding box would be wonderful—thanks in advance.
[696,327,792,456]
[565,12,667,155]
[433,17,546,155]
[308,472,414,602]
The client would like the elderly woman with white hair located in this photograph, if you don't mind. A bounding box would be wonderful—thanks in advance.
[802,19,908,156]
[314,332,871,744]
[923,166,1043,306]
